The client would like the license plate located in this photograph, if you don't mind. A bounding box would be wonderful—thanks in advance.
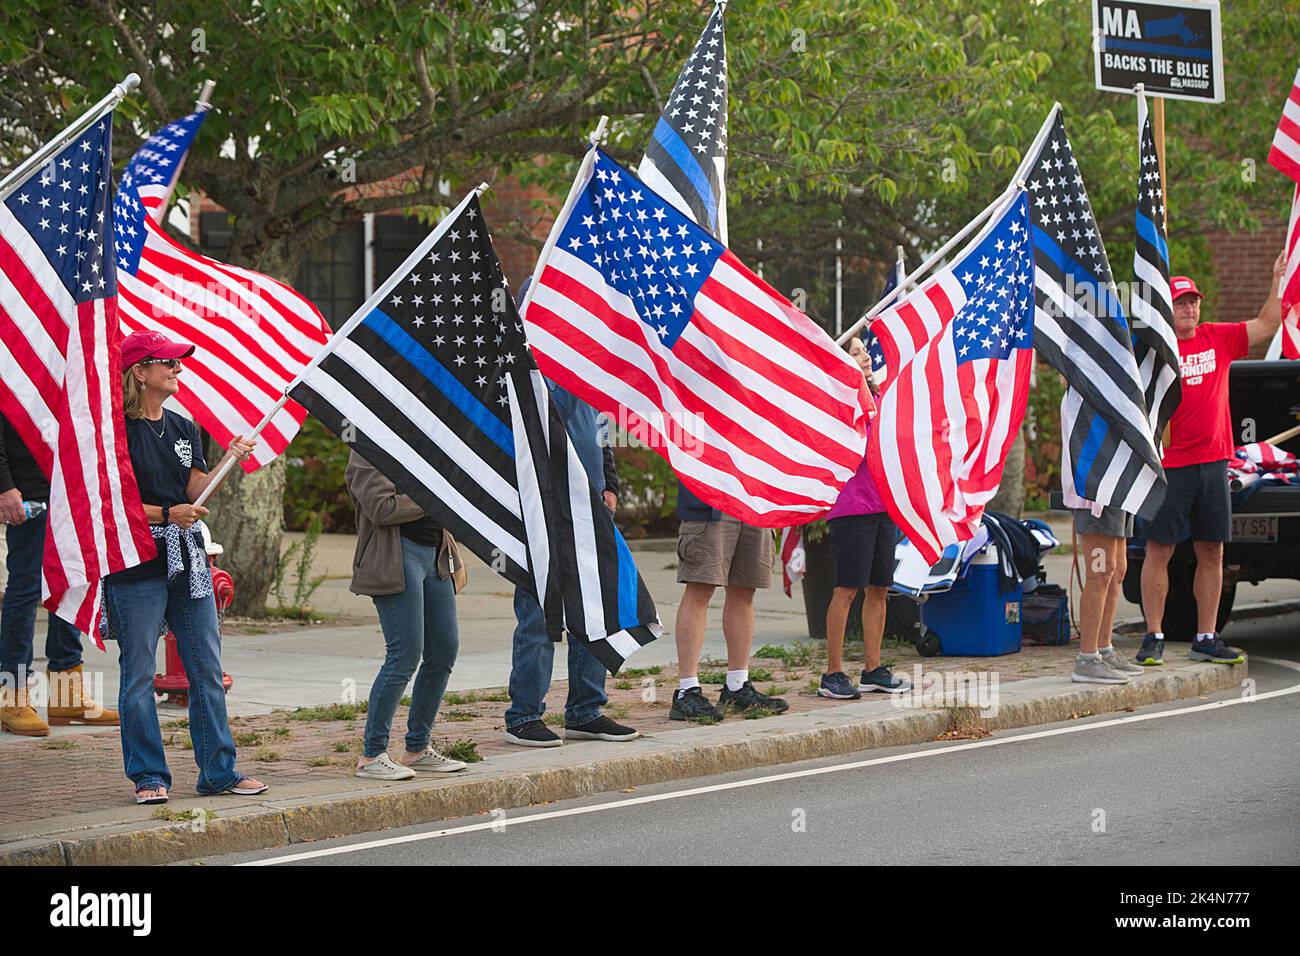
[1232,515,1278,542]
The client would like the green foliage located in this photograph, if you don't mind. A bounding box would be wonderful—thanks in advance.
[441,739,484,764]
[283,418,353,533]
[288,702,365,721]
[270,511,328,618]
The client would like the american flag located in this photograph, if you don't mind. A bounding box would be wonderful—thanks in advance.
[1026,110,1165,519]
[861,251,906,384]
[1131,90,1181,448]
[865,191,1036,566]
[0,113,155,632]
[1269,63,1300,360]
[524,148,872,527]
[113,110,331,471]
[290,193,660,672]
[637,0,728,243]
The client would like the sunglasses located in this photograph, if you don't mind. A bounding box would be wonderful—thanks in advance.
[138,358,183,370]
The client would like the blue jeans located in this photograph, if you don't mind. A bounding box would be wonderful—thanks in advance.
[105,574,240,794]
[0,511,83,685]
[504,588,607,730]
[364,538,459,758]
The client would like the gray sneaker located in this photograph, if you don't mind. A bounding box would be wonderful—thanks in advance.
[1099,645,1144,676]
[1071,655,1130,684]
[403,746,468,773]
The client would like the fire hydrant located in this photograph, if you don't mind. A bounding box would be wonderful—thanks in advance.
[153,526,235,706]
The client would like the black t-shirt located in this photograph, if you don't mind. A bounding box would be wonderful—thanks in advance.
[107,410,208,582]
[399,515,443,549]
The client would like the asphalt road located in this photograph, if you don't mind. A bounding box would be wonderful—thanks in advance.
[207,612,1300,867]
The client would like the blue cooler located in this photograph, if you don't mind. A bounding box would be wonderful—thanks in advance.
[917,546,1022,656]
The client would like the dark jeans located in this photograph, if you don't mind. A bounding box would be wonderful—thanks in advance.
[363,537,459,757]
[504,588,607,730]
[0,511,83,685]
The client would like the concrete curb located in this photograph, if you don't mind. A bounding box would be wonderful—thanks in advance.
[1,658,1247,866]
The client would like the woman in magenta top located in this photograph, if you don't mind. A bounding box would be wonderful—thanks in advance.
[818,335,910,700]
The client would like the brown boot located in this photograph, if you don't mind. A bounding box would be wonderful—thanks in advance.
[1,684,50,736]
[47,665,119,726]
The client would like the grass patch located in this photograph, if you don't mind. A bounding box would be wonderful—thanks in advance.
[607,702,630,720]
[161,718,188,729]
[443,709,476,722]
[740,707,778,720]
[614,678,633,690]
[768,685,788,695]
[332,741,351,753]
[287,702,366,721]
[441,739,483,764]
[478,691,510,702]
[699,670,726,685]
[542,712,566,727]
[271,726,291,738]
[399,695,412,707]
[754,641,819,667]
[151,807,216,822]
[619,665,662,678]
[42,739,76,750]
[749,667,775,683]
[255,748,282,762]
[689,714,721,725]
[234,731,262,747]
[308,757,332,768]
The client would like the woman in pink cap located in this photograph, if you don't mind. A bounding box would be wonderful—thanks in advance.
[104,329,263,804]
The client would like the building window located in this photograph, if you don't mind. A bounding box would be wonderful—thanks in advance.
[295,225,365,332]
[373,215,436,287]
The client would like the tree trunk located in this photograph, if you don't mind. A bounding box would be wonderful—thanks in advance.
[205,456,287,617]
[986,426,1026,518]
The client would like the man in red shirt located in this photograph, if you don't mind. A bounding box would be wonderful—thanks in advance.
[1138,253,1286,666]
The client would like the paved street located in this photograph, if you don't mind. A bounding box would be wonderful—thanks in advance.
[206,616,1300,866]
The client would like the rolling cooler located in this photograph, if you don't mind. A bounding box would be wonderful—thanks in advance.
[916,546,1022,656]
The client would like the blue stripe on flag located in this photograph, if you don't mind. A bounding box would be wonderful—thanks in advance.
[1135,211,1169,266]
[1073,413,1110,495]
[1033,226,1129,329]
[614,533,640,630]
[362,308,515,456]
[652,117,717,227]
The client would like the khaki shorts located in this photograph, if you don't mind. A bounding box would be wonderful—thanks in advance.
[676,515,774,589]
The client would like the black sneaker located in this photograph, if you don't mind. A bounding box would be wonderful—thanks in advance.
[1135,632,1165,666]
[503,719,562,748]
[565,715,640,741]
[669,686,724,722]
[718,680,790,714]
[1188,634,1245,665]
[859,666,911,693]
[818,671,861,700]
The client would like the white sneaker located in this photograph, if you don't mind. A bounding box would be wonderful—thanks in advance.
[1099,645,1144,676]
[403,746,468,773]
[1070,656,1129,685]
[355,752,416,780]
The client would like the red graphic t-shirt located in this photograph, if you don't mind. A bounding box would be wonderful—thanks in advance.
[1162,321,1249,469]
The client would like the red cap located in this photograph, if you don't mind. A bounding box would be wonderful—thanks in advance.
[120,330,195,369]
[1170,276,1202,301]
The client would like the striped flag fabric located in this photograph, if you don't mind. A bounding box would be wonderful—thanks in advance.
[0,112,155,632]
[1025,110,1165,518]
[1132,90,1181,448]
[524,148,872,527]
[112,110,331,471]
[289,192,660,672]
[637,0,728,243]
[1268,63,1300,359]
[865,190,1036,566]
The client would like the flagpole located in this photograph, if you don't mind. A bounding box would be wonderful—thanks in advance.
[836,185,1017,345]
[193,181,491,507]
[0,73,140,202]
[519,116,608,321]
[155,78,216,220]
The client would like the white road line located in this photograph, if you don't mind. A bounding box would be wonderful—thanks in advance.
[242,659,1300,865]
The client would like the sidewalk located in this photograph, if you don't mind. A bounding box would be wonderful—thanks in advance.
[0,633,1249,865]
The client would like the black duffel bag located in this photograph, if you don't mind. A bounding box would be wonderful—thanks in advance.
[1021,583,1071,646]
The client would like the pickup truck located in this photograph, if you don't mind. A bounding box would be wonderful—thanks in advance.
[1121,359,1300,640]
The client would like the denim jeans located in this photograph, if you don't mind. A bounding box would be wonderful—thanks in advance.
[105,573,240,794]
[0,511,83,685]
[364,537,459,758]
[504,587,607,730]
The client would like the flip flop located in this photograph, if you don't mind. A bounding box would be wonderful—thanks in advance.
[223,777,268,795]
[135,787,169,805]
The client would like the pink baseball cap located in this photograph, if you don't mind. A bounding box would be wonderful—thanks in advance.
[120,330,195,368]
[1170,276,1203,301]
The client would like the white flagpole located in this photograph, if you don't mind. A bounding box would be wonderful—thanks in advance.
[193,181,491,506]
[519,117,608,322]
[0,74,140,202]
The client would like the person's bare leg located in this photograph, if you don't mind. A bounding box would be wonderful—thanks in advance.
[1191,540,1225,634]
[1140,540,1175,633]
[825,587,858,674]
[674,582,716,678]
[861,586,889,671]
[1098,544,1127,650]
[1078,533,1118,655]
[721,585,756,670]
